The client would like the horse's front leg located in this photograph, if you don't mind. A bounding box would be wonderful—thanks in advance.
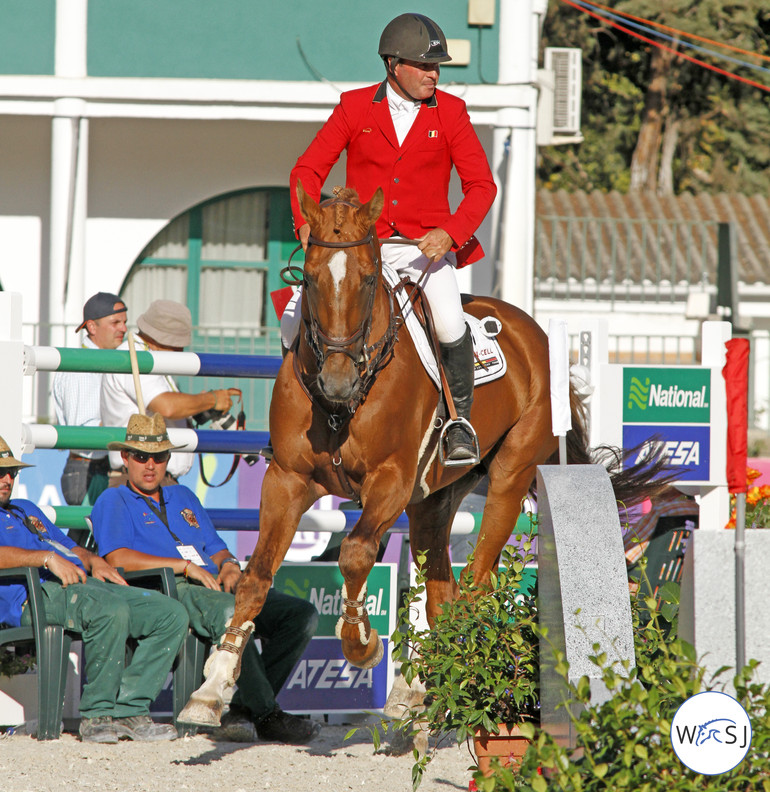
[178,465,317,726]
[337,475,409,670]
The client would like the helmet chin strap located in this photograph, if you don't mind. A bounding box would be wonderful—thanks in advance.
[385,58,421,104]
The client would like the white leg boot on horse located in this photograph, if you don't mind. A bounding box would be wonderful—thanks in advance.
[439,325,479,466]
[177,619,255,727]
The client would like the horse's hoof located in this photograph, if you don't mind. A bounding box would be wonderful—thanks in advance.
[383,674,426,718]
[176,694,224,727]
[343,629,384,670]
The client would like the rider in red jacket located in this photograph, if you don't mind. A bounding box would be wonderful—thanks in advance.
[286,13,497,465]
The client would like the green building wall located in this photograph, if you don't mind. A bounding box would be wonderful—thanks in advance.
[0,0,500,84]
[0,0,56,75]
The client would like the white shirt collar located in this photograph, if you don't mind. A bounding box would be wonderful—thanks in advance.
[386,82,420,115]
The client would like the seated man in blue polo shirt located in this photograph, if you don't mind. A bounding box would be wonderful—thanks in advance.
[90,413,319,744]
[0,435,188,744]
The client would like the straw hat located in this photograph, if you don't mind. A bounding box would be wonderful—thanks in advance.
[0,437,33,469]
[107,413,186,454]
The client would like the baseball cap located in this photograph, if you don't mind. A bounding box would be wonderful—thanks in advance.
[76,292,127,333]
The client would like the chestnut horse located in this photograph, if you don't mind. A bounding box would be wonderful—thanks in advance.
[178,185,664,727]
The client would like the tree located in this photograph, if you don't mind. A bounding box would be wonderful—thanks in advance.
[539,0,770,195]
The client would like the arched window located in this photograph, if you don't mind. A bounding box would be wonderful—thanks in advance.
[120,187,300,428]
[121,186,298,354]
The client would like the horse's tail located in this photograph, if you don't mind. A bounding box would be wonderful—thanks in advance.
[543,384,678,509]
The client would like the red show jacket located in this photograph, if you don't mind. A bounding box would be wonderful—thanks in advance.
[290,81,497,267]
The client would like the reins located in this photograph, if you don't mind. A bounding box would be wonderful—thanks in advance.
[197,392,248,488]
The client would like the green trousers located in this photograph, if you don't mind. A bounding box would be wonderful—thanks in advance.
[22,578,188,719]
[175,580,318,723]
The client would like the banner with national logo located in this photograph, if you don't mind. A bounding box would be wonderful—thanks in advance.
[623,367,711,424]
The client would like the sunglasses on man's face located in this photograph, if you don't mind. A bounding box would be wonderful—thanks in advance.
[0,467,20,480]
[129,451,171,465]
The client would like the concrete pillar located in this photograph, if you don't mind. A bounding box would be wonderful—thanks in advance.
[680,531,770,695]
[537,464,635,747]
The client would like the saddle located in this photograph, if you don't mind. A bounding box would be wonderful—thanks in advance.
[382,265,507,391]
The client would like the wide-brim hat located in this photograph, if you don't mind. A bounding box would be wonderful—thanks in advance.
[0,437,34,469]
[107,413,186,453]
[136,300,192,349]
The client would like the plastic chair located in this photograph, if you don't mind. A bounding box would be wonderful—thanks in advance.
[0,567,73,740]
[633,514,696,599]
[120,567,210,734]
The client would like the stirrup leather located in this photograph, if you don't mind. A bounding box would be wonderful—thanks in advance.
[438,417,481,467]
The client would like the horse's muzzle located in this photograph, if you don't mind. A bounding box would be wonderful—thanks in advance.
[317,357,361,403]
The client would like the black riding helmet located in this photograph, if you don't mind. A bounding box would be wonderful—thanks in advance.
[378,13,452,65]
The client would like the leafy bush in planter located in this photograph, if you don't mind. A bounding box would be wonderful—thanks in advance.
[350,536,539,789]
[394,541,539,741]
[481,577,770,791]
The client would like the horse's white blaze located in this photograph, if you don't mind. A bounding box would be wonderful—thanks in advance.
[328,250,347,297]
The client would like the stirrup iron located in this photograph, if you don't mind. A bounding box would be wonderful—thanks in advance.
[438,417,481,467]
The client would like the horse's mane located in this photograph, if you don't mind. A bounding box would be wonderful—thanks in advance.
[331,186,361,231]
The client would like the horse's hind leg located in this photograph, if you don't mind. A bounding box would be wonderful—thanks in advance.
[406,471,481,624]
[381,475,477,751]
[467,427,554,583]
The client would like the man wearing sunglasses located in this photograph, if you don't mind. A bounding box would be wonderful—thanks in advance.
[0,435,189,744]
[90,413,320,745]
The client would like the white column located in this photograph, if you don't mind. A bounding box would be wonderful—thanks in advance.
[495,0,539,315]
[47,0,89,341]
[752,330,770,432]
[0,294,26,459]
[49,102,88,339]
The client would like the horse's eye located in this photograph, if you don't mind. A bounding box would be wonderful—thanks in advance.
[304,273,315,290]
[363,275,376,289]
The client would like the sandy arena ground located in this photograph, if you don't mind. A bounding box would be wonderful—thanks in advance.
[0,722,475,792]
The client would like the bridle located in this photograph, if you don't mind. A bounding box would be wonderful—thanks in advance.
[303,229,379,372]
[280,209,401,432]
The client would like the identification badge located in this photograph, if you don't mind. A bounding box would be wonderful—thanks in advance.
[176,545,206,565]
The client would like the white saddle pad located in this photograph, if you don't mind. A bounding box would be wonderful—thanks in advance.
[382,265,507,390]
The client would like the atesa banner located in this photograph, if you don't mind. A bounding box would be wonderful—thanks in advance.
[274,562,396,714]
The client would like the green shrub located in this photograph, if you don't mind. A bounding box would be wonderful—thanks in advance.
[480,576,770,791]
[349,536,539,790]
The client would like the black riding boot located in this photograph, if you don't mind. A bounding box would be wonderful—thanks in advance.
[439,325,479,466]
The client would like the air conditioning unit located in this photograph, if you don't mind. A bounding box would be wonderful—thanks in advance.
[544,47,582,136]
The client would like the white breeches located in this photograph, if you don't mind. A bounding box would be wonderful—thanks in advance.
[280,241,466,349]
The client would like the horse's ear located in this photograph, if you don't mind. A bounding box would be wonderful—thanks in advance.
[359,187,384,227]
[296,179,321,228]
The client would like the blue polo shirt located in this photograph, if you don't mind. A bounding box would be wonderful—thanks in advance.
[91,485,227,576]
[0,500,83,627]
